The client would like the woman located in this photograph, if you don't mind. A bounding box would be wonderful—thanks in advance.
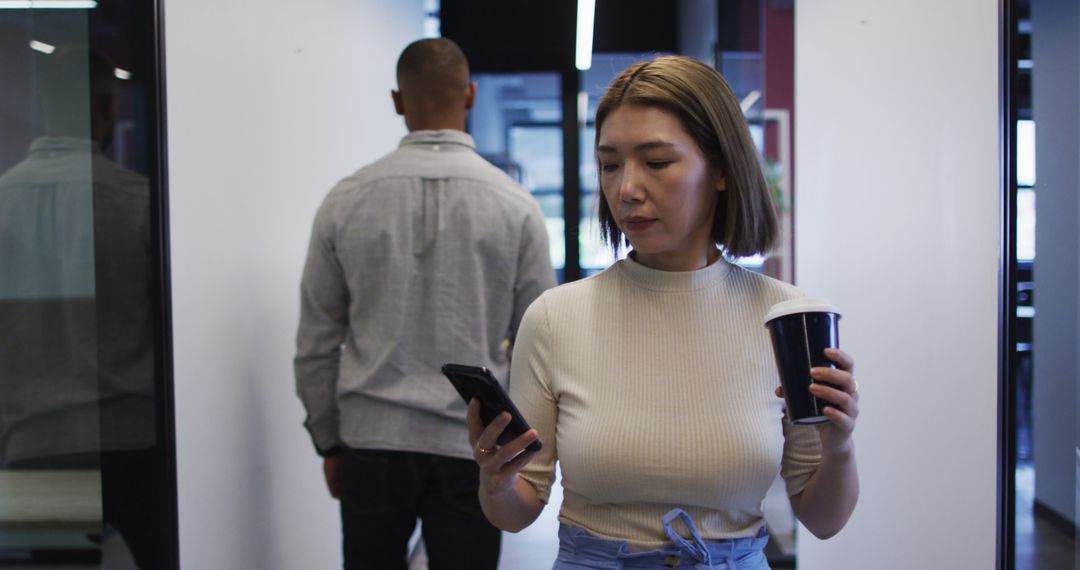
[468,55,859,569]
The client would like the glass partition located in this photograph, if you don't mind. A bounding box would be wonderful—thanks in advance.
[470,72,566,281]
[1011,0,1079,568]
[0,1,175,567]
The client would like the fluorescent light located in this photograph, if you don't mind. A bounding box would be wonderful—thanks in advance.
[29,40,55,54]
[577,91,588,126]
[575,0,595,71]
[114,67,131,80]
[739,90,761,113]
[0,1,97,8]
[1017,119,1036,187]
[1017,188,1036,261]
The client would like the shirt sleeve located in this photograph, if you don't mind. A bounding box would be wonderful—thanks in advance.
[509,206,557,342]
[780,416,823,497]
[509,294,559,504]
[294,197,349,454]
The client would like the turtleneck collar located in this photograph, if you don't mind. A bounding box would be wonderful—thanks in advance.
[613,253,734,292]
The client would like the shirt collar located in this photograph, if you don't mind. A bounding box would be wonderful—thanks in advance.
[399,129,476,150]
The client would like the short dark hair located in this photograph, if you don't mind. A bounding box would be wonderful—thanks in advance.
[395,38,470,108]
[38,47,117,136]
[595,55,778,258]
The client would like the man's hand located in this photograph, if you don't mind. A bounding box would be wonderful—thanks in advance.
[323,455,342,499]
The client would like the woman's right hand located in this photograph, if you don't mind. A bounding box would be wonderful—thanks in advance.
[467,398,540,497]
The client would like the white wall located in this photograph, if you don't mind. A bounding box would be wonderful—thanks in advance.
[795,1,1000,568]
[1032,0,1080,526]
[164,2,424,567]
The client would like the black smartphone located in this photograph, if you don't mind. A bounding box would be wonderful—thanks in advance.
[441,363,542,453]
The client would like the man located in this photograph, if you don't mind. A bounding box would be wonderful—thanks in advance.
[294,38,556,569]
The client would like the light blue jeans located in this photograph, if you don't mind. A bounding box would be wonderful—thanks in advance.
[552,509,770,570]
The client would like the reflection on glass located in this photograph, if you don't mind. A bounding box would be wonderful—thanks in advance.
[471,73,565,279]
[1,7,162,568]
[1016,4,1079,568]
[509,125,565,269]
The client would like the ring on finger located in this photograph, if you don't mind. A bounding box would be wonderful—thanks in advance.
[477,446,495,454]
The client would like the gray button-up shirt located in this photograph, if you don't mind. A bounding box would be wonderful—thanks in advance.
[295,129,556,460]
[0,137,156,464]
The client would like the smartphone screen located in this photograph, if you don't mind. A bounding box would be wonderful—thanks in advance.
[441,363,542,452]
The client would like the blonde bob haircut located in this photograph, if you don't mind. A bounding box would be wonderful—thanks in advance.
[595,55,778,258]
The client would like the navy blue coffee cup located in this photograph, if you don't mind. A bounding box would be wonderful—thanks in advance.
[764,298,842,425]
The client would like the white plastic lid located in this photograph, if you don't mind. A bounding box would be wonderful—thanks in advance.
[763,297,841,326]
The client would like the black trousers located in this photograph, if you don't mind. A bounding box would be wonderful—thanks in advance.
[101,449,161,569]
[340,448,501,570]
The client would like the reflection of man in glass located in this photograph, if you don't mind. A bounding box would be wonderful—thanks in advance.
[0,47,158,567]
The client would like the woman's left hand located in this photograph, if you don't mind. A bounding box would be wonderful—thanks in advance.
[811,348,858,455]
[781,348,860,538]
[775,347,859,456]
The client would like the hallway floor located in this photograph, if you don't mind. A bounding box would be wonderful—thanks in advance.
[1015,463,1076,570]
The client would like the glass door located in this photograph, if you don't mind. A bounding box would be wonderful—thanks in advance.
[1008,0,1079,568]
[0,1,176,567]
[470,72,567,281]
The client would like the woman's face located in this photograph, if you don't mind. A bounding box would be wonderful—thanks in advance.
[597,104,724,272]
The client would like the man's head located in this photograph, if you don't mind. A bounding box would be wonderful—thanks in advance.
[392,38,475,132]
[39,47,119,148]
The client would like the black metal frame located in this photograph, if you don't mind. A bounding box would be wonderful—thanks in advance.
[149,0,180,565]
[561,68,583,282]
[93,0,182,565]
[997,0,1019,567]
[1,1,178,565]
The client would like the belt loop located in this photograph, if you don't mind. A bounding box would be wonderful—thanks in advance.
[661,508,713,566]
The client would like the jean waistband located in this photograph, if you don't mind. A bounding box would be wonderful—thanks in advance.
[557,512,769,569]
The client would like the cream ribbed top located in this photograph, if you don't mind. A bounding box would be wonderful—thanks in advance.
[509,256,822,547]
